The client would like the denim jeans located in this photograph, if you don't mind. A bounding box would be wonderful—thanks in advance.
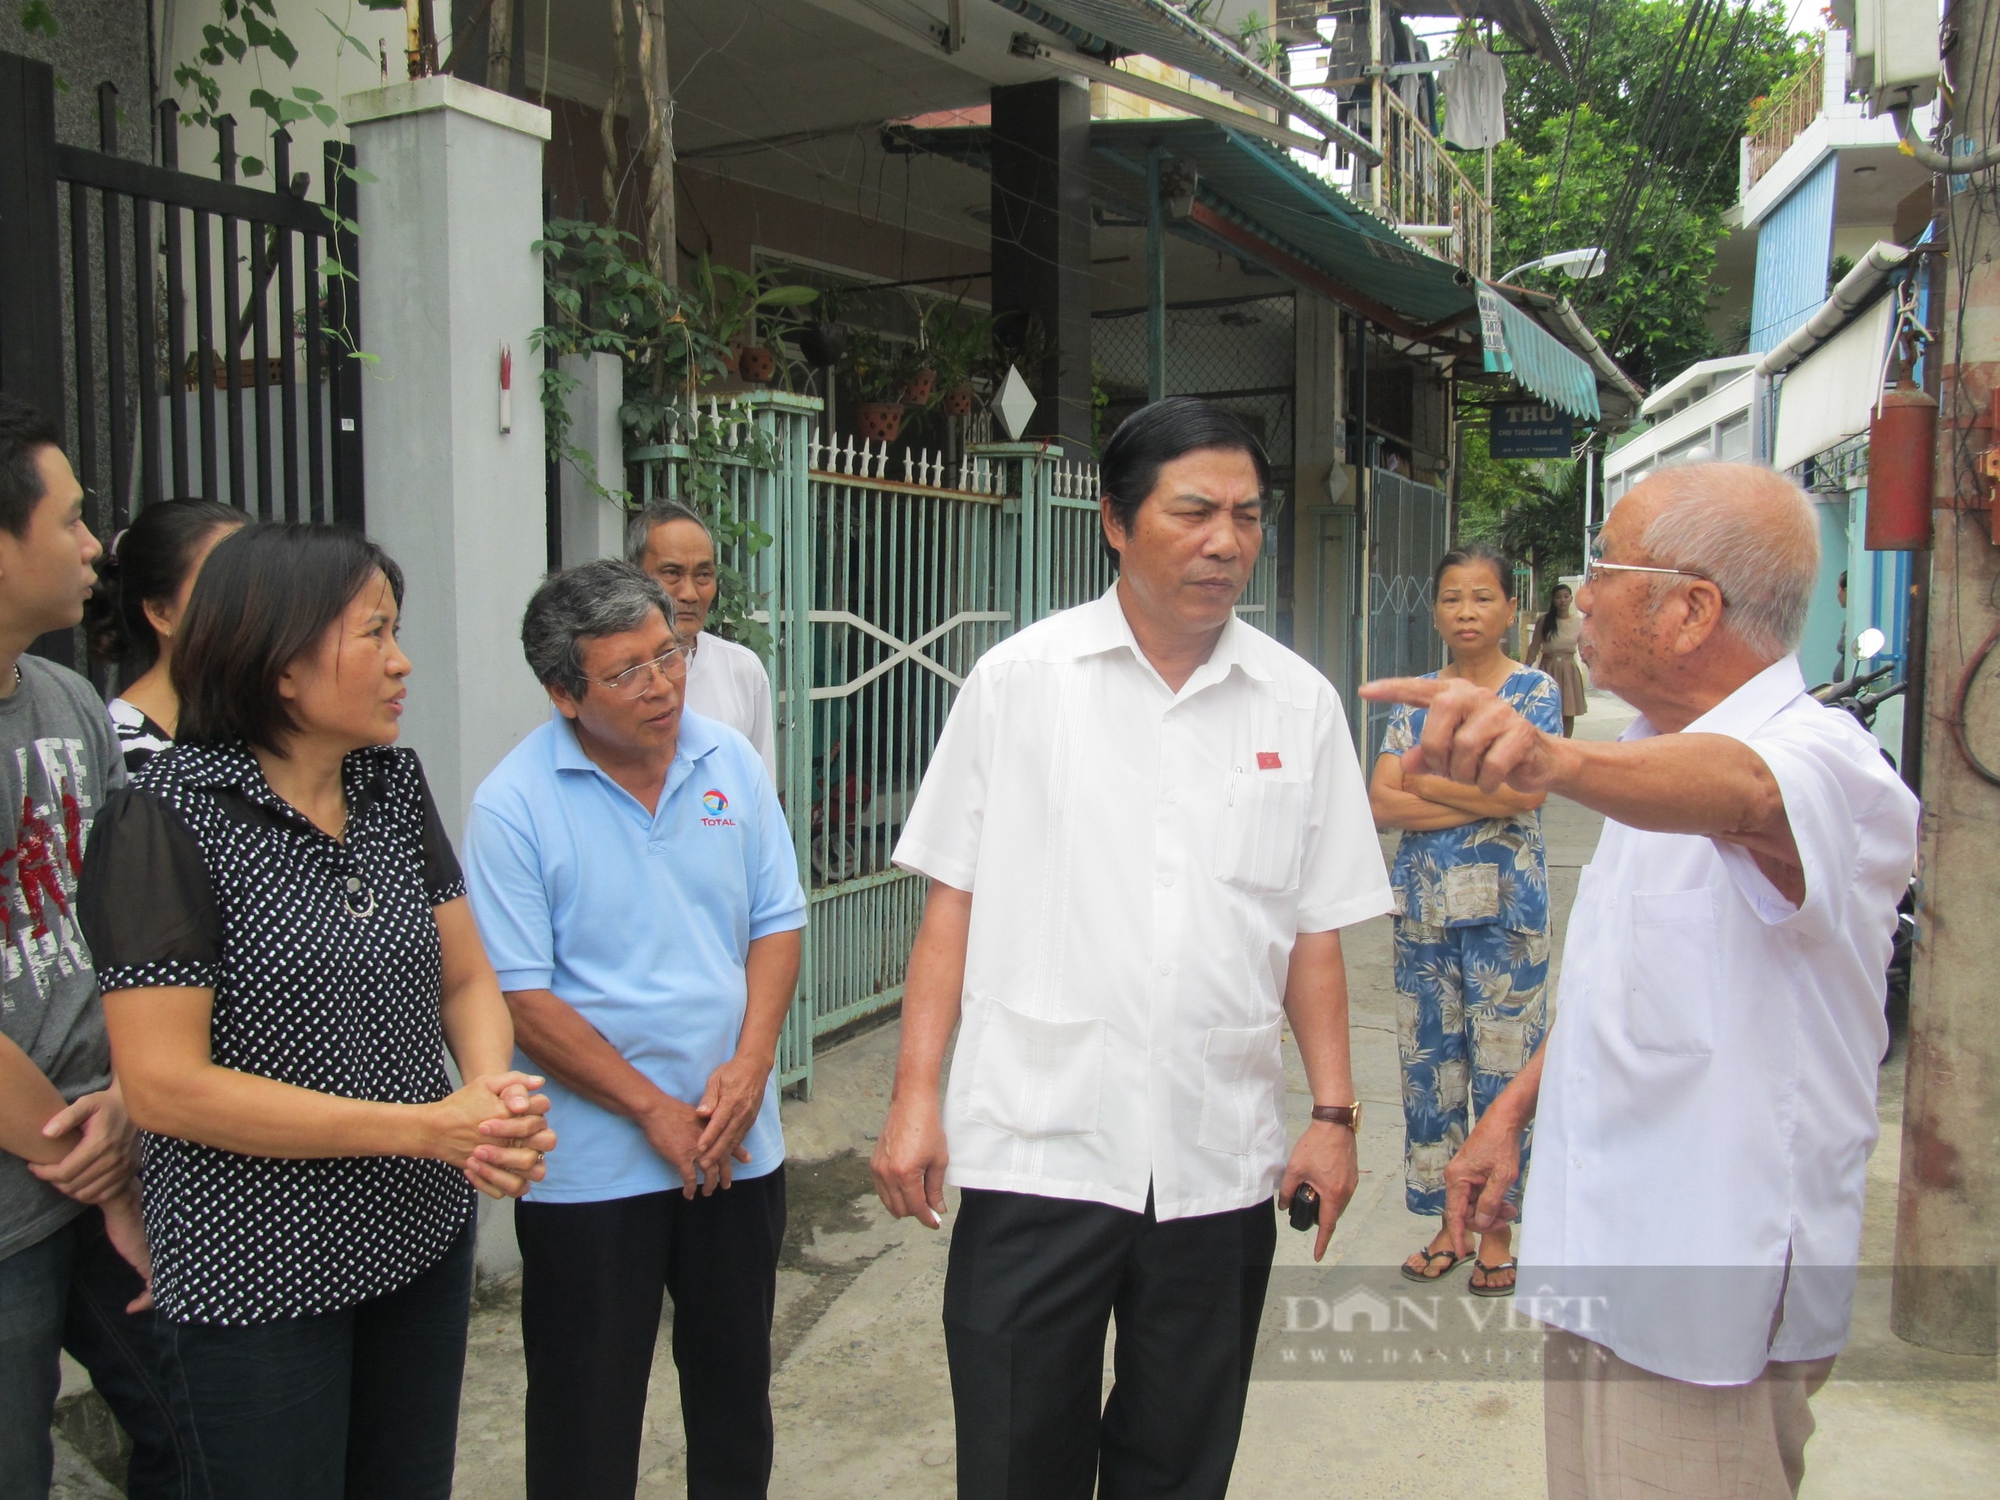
[163,1221,475,1500]
[0,1206,201,1500]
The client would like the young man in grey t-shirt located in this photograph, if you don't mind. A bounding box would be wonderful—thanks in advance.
[0,397,197,1498]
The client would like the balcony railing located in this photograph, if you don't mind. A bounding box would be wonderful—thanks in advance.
[1746,50,1825,190]
[1373,82,1492,280]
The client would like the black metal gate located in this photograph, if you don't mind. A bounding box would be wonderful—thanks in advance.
[0,50,364,647]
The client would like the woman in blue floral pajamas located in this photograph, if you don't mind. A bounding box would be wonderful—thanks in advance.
[1368,543,1563,1297]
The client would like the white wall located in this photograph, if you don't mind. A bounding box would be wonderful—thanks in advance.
[158,0,403,184]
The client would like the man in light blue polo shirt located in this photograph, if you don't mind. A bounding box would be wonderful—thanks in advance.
[463,559,806,1500]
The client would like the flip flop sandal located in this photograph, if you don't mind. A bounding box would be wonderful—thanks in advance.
[1469,1259,1518,1298]
[1400,1245,1471,1283]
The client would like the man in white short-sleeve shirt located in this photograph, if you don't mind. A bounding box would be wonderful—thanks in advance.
[1365,464,1919,1500]
[630,501,777,780]
[873,399,1392,1500]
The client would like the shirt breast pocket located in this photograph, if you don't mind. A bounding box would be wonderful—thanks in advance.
[1216,771,1309,895]
[1623,887,1720,1057]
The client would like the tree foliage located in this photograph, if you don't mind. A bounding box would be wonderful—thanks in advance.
[1465,0,1807,388]
[1457,425,1587,579]
[1451,1,1809,576]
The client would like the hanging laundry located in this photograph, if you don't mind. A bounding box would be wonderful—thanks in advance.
[1445,47,1508,150]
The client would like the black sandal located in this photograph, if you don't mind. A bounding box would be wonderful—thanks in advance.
[1400,1245,1471,1282]
[1468,1258,1518,1298]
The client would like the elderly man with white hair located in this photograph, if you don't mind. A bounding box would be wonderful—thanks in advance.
[1364,463,1919,1500]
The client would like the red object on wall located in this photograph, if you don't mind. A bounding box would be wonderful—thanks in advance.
[1867,380,1938,551]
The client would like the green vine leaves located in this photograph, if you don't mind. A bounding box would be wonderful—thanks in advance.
[173,0,402,176]
[533,219,788,655]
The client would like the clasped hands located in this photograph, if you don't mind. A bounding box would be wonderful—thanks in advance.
[433,1071,558,1199]
[640,1052,770,1199]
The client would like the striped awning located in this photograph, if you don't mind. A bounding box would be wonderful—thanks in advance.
[1477,286,1602,422]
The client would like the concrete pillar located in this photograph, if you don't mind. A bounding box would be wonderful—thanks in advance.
[558,351,627,565]
[343,77,552,844]
[990,79,1094,449]
[1145,145,1166,404]
[1293,293,1346,678]
[1892,0,2000,1356]
[343,76,551,1287]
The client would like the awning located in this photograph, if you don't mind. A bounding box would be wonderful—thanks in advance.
[1087,119,1469,331]
[886,115,1621,415]
[1772,293,1896,472]
[1477,286,1602,422]
[989,0,1377,161]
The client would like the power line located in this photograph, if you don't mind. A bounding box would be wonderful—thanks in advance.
[1539,0,1604,260]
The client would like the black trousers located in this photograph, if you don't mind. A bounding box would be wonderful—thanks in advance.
[164,1220,475,1500]
[943,1187,1277,1500]
[0,1206,201,1500]
[516,1168,786,1500]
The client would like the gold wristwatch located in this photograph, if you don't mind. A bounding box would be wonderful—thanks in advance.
[1311,1102,1362,1132]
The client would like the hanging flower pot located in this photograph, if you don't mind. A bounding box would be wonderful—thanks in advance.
[797,320,848,367]
[737,345,777,383]
[942,383,977,417]
[903,365,937,405]
[857,402,907,443]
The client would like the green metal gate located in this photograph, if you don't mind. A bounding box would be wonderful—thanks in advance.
[634,393,1278,1092]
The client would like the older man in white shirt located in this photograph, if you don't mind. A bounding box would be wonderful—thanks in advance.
[1365,463,1919,1500]
[629,500,777,780]
[872,399,1392,1500]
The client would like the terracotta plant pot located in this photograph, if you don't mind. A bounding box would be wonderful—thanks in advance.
[857,402,907,443]
[903,365,937,404]
[942,383,976,417]
[737,345,777,383]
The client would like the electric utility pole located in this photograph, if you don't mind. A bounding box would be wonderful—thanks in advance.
[1892,0,2000,1356]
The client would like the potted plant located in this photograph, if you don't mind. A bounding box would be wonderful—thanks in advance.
[687,253,818,384]
[792,282,850,368]
[844,327,915,442]
[924,301,995,417]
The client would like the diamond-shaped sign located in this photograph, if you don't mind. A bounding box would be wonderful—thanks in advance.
[992,364,1037,441]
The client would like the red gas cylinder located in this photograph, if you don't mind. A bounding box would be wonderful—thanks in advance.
[1866,380,1937,551]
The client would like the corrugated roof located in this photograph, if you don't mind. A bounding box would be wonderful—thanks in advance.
[1393,3,1571,79]
[990,0,1377,161]
[887,115,1617,418]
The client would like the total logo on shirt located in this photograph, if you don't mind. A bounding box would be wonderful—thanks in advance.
[699,788,737,828]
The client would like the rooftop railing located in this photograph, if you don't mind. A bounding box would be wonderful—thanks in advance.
[1746,49,1825,191]
[1373,81,1493,280]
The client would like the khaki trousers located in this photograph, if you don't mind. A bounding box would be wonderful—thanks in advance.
[1543,1328,1836,1500]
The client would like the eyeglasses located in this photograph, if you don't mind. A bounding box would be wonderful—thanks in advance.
[1584,537,1727,604]
[591,646,686,699]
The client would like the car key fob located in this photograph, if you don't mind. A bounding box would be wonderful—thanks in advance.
[1289,1183,1320,1232]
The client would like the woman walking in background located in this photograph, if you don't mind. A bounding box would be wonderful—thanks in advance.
[79,525,557,1500]
[87,498,245,776]
[1369,543,1562,1298]
[1527,582,1586,736]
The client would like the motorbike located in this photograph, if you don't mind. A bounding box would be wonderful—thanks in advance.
[1810,629,1914,1051]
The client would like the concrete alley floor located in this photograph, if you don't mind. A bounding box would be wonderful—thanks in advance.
[438,688,1997,1497]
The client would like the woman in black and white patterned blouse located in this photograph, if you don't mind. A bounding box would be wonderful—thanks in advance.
[79,525,557,1500]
